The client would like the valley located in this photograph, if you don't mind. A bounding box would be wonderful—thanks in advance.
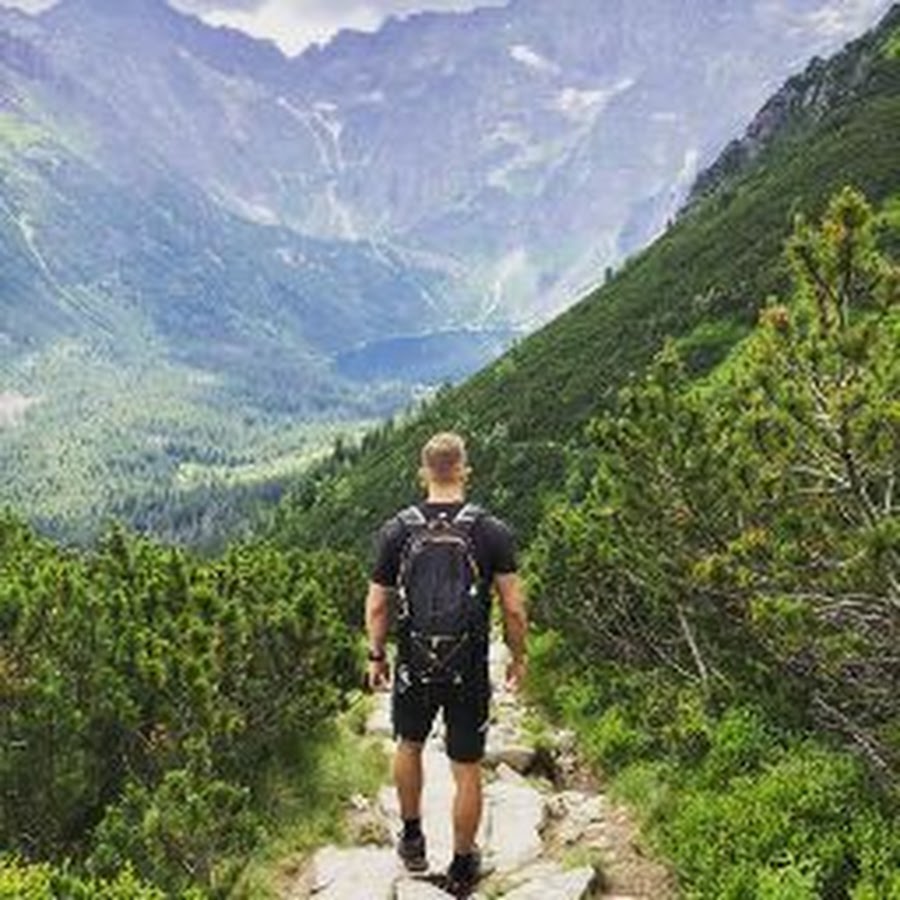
[1,0,891,542]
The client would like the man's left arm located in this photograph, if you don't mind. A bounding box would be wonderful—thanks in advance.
[495,572,528,691]
[490,517,528,691]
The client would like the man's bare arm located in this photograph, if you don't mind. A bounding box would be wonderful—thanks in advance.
[365,581,391,689]
[495,572,528,689]
[365,581,390,653]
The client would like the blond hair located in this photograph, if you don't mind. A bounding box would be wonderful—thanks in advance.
[419,431,469,485]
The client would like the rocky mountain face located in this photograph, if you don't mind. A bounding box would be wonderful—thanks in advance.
[291,0,898,325]
[0,5,454,410]
[689,3,900,206]
[0,0,892,400]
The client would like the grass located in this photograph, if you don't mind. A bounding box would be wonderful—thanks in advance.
[229,693,389,900]
[519,708,555,755]
[559,844,605,873]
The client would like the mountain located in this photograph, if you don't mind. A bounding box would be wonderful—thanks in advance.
[270,3,900,555]
[0,0,894,542]
[6,0,893,346]
[290,0,894,323]
[0,7,451,399]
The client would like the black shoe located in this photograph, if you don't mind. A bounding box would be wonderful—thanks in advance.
[397,831,428,872]
[445,848,481,897]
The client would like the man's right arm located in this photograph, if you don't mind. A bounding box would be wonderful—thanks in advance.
[495,572,528,690]
[365,580,391,690]
[365,516,401,691]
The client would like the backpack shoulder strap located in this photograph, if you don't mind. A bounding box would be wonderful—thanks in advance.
[396,505,427,594]
[453,503,485,527]
[397,505,427,528]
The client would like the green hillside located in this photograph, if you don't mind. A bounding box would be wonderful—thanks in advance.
[272,5,900,558]
[267,15,900,893]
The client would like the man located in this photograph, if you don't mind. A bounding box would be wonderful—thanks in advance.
[365,431,528,896]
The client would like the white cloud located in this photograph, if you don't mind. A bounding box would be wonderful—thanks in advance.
[175,0,510,56]
[1,1,509,55]
[2,0,56,10]
[195,2,376,54]
[754,0,893,39]
[6,0,891,57]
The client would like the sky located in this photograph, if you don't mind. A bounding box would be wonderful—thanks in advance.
[3,0,509,55]
[3,0,891,56]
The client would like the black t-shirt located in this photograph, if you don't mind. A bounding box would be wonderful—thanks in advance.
[371,501,518,590]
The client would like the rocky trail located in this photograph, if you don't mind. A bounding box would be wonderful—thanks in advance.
[283,643,675,900]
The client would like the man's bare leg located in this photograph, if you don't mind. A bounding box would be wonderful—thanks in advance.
[450,760,482,853]
[394,739,424,819]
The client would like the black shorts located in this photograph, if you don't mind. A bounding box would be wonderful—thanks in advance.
[392,675,491,763]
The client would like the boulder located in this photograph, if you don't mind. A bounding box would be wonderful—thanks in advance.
[481,776,545,873]
[485,745,538,775]
[310,846,398,899]
[499,866,597,900]
[394,879,453,899]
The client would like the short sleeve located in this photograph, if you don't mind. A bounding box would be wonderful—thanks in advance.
[371,516,405,587]
[484,516,518,575]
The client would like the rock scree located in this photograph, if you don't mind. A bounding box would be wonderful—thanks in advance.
[284,641,675,899]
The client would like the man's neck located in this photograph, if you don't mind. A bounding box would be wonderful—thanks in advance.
[426,484,465,504]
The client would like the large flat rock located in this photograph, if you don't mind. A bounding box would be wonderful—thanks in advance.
[500,866,597,899]
[310,846,399,899]
[395,879,453,899]
[481,770,545,873]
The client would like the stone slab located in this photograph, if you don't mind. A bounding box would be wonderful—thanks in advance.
[500,866,597,900]
[310,846,399,899]
[395,878,453,899]
[481,777,545,873]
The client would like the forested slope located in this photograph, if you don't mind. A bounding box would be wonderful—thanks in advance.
[271,5,900,557]
[264,11,900,897]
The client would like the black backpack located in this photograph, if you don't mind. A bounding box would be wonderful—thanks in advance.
[395,503,486,686]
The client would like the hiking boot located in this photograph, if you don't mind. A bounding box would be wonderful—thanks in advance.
[445,848,481,897]
[397,831,428,872]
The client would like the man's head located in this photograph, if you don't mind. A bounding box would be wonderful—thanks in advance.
[419,431,470,490]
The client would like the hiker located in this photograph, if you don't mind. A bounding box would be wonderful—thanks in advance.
[365,431,528,895]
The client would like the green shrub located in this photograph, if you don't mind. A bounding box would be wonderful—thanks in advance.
[661,744,889,898]
[88,761,257,897]
[582,706,649,770]
[0,518,361,894]
[702,706,780,784]
[0,858,166,899]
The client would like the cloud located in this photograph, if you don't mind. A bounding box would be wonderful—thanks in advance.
[0,0,507,54]
[171,0,508,55]
[754,0,893,39]
[9,0,889,57]
[2,0,56,10]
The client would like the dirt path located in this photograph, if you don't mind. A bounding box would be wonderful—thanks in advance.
[283,642,676,899]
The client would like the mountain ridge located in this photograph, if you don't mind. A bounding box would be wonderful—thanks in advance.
[2,0,896,542]
[269,3,900,556]
[689,3,900,207]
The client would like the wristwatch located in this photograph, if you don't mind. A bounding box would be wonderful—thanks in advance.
[367,648,387,662]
